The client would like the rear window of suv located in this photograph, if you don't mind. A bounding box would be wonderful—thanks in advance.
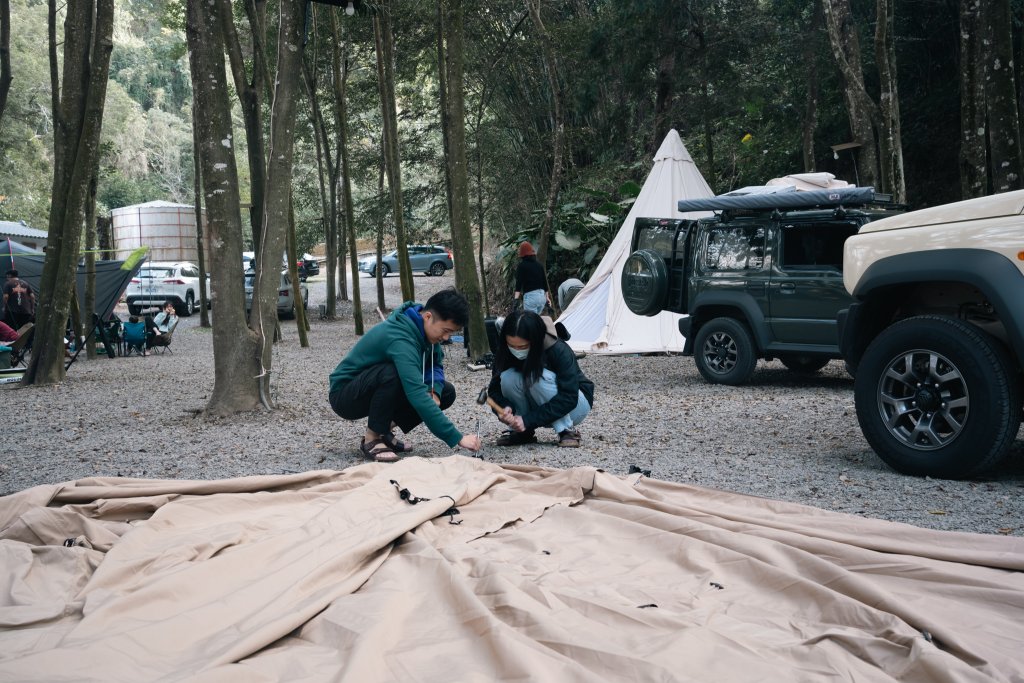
[703,226,766,271]
[140,268,174,278]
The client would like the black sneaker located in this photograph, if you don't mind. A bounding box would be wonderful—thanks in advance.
[495,429,537,446]
[557,429,581,448]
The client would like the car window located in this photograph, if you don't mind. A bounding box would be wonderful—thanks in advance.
[780,222,857,271]
[703,226,766,271]
[244,274,255,287]
[140,268,174,278]
[182,266,198,278]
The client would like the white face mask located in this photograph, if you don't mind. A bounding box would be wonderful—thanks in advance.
[507,345,529,360]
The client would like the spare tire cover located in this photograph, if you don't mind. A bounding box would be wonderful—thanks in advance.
[621,250,668,316]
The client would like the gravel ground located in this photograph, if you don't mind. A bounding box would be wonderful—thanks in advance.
[4,270,1023,536]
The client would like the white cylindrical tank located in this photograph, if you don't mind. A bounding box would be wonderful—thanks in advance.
[111,201,207,263]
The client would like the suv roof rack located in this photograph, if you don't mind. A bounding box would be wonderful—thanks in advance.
[677,187,892,213]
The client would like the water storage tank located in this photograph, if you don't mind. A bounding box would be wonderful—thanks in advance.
[111,201,207,263]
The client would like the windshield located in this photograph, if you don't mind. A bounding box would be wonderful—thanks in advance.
[140,268,173,279]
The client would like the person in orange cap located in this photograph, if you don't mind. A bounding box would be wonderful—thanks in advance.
[513,241,549,314]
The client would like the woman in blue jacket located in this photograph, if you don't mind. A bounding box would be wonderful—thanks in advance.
[486,310,594,447]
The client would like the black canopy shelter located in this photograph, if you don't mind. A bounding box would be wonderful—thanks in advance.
[1,239,148,362]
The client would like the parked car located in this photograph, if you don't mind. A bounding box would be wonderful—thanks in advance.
[126,261,207,316]
[838,189,1024,479]
[358,245,453,277]
[298,255,320,278]
[620,187,904,385]
[244,270,308,319]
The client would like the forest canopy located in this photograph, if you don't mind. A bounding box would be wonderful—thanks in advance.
[0,0,1016,257]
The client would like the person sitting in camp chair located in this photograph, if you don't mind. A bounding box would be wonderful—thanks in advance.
[123,316,149,356]
[6,322,34,367]
[148,301,178,353]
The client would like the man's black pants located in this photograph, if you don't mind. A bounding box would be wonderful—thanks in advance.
[329,362,456,436]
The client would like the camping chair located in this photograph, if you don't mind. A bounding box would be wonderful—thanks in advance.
[8,323,33,367]
[150,317,178,355]
[122,320,147,356]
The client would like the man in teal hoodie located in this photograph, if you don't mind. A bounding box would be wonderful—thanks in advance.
[329,288,482,461]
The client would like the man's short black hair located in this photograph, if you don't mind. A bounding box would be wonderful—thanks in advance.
[5,270,17,278]
[423,287,469,327]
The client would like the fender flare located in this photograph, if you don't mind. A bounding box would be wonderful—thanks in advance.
[849,248,1024,364]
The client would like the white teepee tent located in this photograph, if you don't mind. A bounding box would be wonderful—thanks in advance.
[557,129,713,354]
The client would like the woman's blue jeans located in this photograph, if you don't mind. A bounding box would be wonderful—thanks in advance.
[522,289,546,314]
[500,367,590,433]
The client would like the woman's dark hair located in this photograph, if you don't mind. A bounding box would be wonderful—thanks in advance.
[496,309,547,385]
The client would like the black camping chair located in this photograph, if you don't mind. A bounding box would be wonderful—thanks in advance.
[8,323,34,367]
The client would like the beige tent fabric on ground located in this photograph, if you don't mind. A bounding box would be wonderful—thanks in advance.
[557,130,714,355]
[2,456,1023,682]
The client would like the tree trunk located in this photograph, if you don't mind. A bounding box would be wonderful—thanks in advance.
[526,0,563,296]
[984,0,1023,193]
[802,4,823,172]
[436,0,457,289]
[286,191,309,345]
[443,0,487,359]
[251,0,304,402]
[84,175,98,359]
[822,0,881,189]
[874,0,906,202]
[959,0,987,197]
[0,0,10,127]
[331,11,363,335]
[374,4,414,302]
[652,5,677,151]
[376,152,386,312]
[187,0,261,414]
[25,0,114,385]
[217,0,270,254]
[302,58,339,317]
[192,112,210,328]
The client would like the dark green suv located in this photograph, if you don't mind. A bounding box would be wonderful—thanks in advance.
[621,187,903,385]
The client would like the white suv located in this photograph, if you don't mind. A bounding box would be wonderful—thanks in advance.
[126,261,204,316]
[838,190,1024,478]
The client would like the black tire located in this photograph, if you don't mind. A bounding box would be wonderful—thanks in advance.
[176,292,195,317]
[128,303,141,316]
[779,354,830,374]
[428,261,446,277]
[693,317,758,385]
[380,263,390,277]
[854,315,1022,479]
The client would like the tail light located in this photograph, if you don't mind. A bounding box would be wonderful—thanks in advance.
[279,289,288,296]
[163,279,186,285]
[130,278,140,284]
[447,250,453,260]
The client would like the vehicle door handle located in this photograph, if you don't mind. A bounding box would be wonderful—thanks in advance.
[778,283,796,292]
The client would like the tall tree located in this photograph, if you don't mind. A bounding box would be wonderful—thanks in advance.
[874,0,905,201]
[373,0,414,302]
[822,0,881,192]
[187,0,261,414]
[983,0,1022,193]
[217,0,272,253]
[303,43,340,318]
[24,0,114,385]
[191,114,211,328]
[959,0,987,197]
[331,11,364,335]
[251,0,305,403]
[526,0,564,280]
[441,0,487,359]
[0,0,10,126]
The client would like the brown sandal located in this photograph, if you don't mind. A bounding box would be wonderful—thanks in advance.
[360,437,398,463]
[382,432,413,453]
